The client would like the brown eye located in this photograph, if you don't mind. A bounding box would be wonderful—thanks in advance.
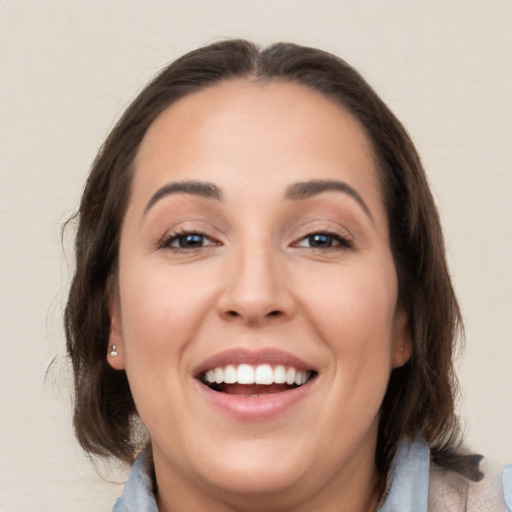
[296,232,351,249]
[162,232,217,249]
[306,234,335,248]
[176,234,206,248]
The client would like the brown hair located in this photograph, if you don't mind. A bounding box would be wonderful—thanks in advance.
[65,39,463,477]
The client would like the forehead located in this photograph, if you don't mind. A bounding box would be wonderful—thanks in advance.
[132,79,384,219]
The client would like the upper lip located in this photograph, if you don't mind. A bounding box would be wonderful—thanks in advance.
[192,348,317,378]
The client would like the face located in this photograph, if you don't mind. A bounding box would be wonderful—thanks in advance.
[108,80,411,510]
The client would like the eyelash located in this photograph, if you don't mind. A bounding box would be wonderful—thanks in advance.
[293,229,352,250]
[159,229,352,251]
[159,230,219,250]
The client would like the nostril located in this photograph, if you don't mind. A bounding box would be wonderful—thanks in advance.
[227,310,239,317]
[268,310,282,316]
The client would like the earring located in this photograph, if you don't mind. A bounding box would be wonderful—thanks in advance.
[400,347,405,352]
[109,345,118,357]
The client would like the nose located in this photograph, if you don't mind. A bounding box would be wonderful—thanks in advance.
[217,243,296,326]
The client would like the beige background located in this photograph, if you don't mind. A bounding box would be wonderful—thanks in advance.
[1,1,511,510]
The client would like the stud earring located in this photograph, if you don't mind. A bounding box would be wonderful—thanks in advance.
[109,345,118,357]
[400,347,405,352]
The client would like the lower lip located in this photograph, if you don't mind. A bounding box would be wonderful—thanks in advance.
[194,379,315,421]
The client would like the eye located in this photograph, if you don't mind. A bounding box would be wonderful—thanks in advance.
[295,232,351,249]
[161,231,218,250]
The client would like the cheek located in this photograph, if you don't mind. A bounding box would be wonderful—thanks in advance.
[301,261,398,350]
[297,258,399,403]
[118,260,222,360]
[116,262,220,428]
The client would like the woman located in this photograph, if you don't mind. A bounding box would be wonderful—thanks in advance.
[65,40,512,511]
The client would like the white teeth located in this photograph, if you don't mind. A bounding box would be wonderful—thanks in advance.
[237,364,255,384]
[255,364,273,385]
[286,367,296,385]
[202,364,311,387]
[224,365,237,384]
[214,367,224,384]
[295,371,308,386]
[274,365,286,384]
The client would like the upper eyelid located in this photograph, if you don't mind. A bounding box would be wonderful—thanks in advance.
[290,220,354,241]
[156,219,224,242]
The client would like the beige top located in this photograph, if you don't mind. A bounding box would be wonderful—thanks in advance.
[379,438,510,512]
[429,458,507,511]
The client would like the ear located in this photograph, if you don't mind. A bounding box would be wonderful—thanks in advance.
[391,307,412,369]
[107,297,126,370]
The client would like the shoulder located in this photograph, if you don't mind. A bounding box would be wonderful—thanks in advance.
[379,438,511,512]
[429,456,511,512]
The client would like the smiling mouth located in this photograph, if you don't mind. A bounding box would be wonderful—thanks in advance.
[199,364,316,396]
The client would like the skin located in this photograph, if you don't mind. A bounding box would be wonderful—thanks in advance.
[108,80,412,512]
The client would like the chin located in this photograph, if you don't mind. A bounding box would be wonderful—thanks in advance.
[191,437,312,497]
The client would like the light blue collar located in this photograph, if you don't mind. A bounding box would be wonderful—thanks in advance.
[113,447,157,512]
[378,438,430,512]
[503,464,512,511]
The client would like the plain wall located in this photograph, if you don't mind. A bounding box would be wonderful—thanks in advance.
[1,1,510,510]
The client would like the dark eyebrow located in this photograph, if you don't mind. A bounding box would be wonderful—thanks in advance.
[286,180,373,222]
[144,180,222,215]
